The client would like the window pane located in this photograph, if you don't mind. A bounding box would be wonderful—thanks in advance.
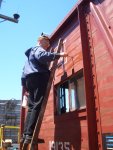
[57,81,69,114]
[70,87,76,110]
[77,77,86,108]
[57,87,61,114]
[65,88,69,112]
[69,78,78,111]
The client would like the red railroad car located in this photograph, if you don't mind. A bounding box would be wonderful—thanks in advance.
[20,0,113,149]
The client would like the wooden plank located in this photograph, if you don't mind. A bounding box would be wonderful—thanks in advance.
[78,3,99,150]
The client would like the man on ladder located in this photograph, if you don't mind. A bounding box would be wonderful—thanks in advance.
[21,33,68,146]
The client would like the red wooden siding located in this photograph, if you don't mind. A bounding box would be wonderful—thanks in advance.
[20,0,113,149]
[89,1,113,149]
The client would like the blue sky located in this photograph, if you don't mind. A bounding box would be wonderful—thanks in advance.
[0,0,77,100]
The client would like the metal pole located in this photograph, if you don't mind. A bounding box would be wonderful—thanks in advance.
[0,14,18,23]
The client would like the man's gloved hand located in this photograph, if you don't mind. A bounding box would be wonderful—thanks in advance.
[59,52,68,57]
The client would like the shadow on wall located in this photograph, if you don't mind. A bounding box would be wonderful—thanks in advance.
[52,112,84,150]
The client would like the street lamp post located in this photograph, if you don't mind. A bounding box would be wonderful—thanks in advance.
[0,13,20,23]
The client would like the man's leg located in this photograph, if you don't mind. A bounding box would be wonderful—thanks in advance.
[24,73,49,143]
[20,92,34,143]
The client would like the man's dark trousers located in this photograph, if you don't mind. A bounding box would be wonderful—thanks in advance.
[23,72,50,136]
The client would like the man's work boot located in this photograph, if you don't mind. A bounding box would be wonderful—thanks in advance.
[24,135,32,144]
[20,134,26,144]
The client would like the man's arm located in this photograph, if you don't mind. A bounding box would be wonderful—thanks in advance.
[34,47,68,64]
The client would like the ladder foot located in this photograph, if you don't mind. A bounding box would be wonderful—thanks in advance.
[32,138,45,144]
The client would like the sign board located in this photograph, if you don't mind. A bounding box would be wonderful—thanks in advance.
[103,133,113,150]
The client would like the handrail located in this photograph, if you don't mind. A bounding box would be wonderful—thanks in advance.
[0,125,20,149]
